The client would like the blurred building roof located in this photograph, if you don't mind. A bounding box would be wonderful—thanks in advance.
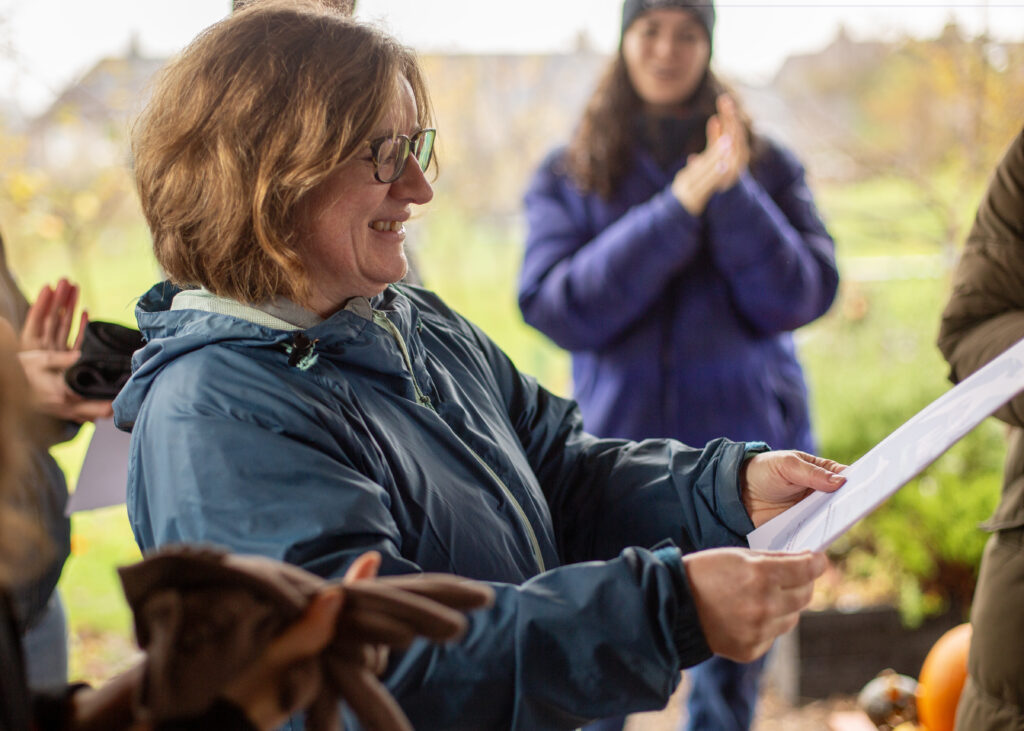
[26,38,163,171]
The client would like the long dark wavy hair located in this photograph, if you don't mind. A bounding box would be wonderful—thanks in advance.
[564,52,763,199]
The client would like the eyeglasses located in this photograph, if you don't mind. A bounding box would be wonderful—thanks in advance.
[368,128,436,184]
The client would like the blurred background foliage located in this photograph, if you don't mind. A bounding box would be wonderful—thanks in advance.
[1,20,1023,681]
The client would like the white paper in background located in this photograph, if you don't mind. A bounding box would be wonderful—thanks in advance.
[66,418,131,514]
[748,337,1024,553]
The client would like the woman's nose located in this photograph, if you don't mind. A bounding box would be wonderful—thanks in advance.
[652,33,677,61]
[390,152,434,205]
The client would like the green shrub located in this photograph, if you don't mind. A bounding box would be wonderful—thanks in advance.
[801,262,1003,625]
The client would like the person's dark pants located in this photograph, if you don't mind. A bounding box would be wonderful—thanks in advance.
[21,592,68,689]
[681,654,766,731]
[582,653,766,731]
[955,526,1024,731]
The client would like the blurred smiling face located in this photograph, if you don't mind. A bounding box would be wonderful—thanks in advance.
[295,76,434,316]
[622,8,711,113]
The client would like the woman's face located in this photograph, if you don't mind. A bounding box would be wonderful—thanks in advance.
[621,8,711,113]
[296,77,433,316]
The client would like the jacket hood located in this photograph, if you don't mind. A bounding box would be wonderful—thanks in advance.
[114,281,420,431]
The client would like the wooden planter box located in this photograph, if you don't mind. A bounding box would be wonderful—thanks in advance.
[765,605,966,702]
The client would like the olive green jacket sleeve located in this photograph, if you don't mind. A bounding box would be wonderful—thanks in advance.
[938,126,1024,529]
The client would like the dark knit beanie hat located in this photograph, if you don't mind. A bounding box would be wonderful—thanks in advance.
[621,0,716,44]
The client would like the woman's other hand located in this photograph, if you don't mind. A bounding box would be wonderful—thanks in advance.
[740,450,846,528]
[683,548,827,662]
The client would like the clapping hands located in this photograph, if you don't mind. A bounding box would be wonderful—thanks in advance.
[70,551,494,731]
[671,94,750,216]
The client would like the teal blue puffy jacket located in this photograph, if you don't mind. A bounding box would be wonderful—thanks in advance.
[115,282,762,729]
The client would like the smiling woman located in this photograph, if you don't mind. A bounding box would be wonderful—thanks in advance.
[115,1,847,729]
[132,1,435,311]
[293,78,434,315]
[621,7,710,114]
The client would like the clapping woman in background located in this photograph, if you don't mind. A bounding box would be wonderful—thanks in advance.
[519,1,840,728]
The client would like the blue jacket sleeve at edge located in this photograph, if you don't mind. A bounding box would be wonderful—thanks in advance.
[386,545,710,730]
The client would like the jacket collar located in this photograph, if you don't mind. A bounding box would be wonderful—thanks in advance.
[116,282,425,431]
[136,282,415,345]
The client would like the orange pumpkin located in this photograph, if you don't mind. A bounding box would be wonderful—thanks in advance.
[916,623,972,731]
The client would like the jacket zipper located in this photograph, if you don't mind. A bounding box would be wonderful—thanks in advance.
[372,311,546,572]
[372,310,433,407]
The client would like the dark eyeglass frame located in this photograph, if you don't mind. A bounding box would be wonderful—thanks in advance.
[368,128,436,184]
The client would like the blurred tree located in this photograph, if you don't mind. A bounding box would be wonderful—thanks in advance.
[854,23,1024,256]
[772,21,1024,258]
[420,51,606,225]
[0,120,138,304]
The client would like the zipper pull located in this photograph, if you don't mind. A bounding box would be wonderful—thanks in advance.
[282,333,319,370]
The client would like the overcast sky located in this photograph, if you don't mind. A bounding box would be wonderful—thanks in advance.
[0,1,1019,116]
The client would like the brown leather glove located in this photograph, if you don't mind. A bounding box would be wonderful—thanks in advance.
[118,545,494,731]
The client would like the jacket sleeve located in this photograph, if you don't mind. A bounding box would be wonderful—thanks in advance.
[389,544,707,729]
[127,383,712,729]
[458,313,757,560]
[7,450,71,631]
[524,402,757,562]
[519,151,706,352]
[938,128,1024,429]
[703,141,839,335]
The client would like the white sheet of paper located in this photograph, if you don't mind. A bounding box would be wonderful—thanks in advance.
[66,418,131,514]
[748,337,1024,553]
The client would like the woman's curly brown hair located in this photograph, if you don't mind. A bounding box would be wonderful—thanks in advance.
[132,0,433,307]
